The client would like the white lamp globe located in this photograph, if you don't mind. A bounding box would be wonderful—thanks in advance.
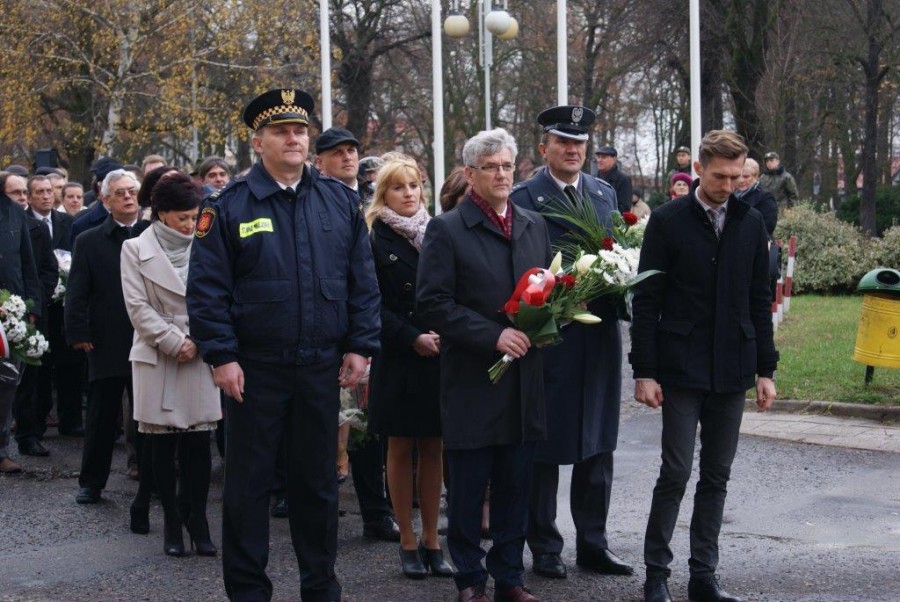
[444,14,470,38]
[496,16,519,40]
[485,10,511,35]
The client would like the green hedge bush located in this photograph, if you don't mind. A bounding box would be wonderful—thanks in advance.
[871,225,900,270]
[836,186,900,236]
[774,203,880,294]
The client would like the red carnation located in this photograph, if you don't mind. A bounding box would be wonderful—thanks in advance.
[502,299,521,315]
[559,274,576,289]
[622,212,638,225]
[601,236,615,251]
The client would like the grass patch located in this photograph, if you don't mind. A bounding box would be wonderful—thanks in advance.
[770,294,900,405]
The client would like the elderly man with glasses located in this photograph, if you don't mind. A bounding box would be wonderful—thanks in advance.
[417,128,553,602]
[65,168,145,504]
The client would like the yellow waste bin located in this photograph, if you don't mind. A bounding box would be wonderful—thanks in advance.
[853,269,900,370]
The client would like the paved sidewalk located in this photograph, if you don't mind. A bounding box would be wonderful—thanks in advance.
[741,403,900,453]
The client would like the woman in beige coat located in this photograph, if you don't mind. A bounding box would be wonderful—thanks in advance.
[121,172,221,558]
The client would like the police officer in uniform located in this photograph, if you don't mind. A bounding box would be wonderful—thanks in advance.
[510,106,634,580]
[187,89,381,602]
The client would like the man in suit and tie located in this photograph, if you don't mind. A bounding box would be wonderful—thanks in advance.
[71,157,123,241]
[65,169,143,503]
[510,106,634,581]
[630,130,778,602]
[23,174,83,438]
[12,175,63,456]
[417,128,552,602]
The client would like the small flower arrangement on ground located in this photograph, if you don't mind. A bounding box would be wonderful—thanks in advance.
[51,249,72,302]
[0,289,50,366]
[338,360,373,449]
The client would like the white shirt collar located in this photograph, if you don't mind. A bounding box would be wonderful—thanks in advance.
[548,171,581,192]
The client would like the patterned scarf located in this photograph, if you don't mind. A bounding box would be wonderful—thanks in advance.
[378,204,430,250]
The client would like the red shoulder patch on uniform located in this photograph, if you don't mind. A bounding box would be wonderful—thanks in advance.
[195,207,216,238]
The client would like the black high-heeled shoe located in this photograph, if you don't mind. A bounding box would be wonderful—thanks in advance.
[129,503,149,535]
[186,514,218,557]
[399,546,428,579]
[418,542,454,577]
[163,510,186,557]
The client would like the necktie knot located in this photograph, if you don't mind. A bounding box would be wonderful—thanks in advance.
[564,185,579,205]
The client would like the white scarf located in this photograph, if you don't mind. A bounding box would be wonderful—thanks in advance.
[378,204,430,250]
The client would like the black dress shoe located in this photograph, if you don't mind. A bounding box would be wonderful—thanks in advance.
[644,575,673,602]
[75,486,101,504]
[363,516,401,542]
[18,440,50,457]
[688,574,743,602]
[458,584,490,602]
[270,495,288,518]
[399,546,428,579]
[418,542,454,576]
[533,553,567,578]
[576,548,634,575]
[59,427,85,437]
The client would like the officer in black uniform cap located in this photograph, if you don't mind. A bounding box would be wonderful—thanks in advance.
[511,105,634,581]
[187,88,381,602]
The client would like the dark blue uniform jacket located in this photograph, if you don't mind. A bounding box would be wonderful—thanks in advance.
[187,162,381,368]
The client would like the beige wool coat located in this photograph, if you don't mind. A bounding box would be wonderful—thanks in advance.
[121,227,221,429]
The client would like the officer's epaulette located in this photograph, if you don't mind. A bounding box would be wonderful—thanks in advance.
[205,175,247,203]
[594,175,613,188]
[511,182,525,193]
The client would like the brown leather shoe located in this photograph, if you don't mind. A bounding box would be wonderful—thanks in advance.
[0,457,23,473]
[495,586,540,602]
[458,584,490,602]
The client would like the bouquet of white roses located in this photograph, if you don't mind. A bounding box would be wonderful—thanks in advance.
[0,289,50,365]
[52,249,72,302]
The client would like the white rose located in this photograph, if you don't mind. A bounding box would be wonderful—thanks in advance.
[574,254,598,275]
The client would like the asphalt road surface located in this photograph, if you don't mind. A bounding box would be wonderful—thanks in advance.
[1,329,897,601]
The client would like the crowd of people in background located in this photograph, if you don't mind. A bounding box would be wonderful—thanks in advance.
[0,86,785,602]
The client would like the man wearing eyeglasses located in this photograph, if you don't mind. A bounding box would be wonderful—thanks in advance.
[65,168,145,504]
[417,128,552,602]
[511,105,634,582]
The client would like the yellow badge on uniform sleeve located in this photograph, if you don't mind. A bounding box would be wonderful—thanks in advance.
[195,207,216,238]
[239,217,274,238]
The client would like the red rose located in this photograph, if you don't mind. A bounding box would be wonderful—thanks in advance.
[622,212,638,225]
[601,236,614,251]
[502,299,520,315]
[559,274,576,289]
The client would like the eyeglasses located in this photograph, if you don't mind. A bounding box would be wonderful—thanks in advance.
[112,187,137,199]
[469,163,515,174]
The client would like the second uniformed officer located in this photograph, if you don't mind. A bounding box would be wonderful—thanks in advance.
[510,105,634,580]
[187,89,381,602]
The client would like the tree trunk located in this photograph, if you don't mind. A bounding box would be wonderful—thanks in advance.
[859,0,885,237]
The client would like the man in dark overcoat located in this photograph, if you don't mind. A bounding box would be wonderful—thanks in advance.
[510,106,634,580]
[630,130,778,602]
[417,128,552,602]
[65,169,143,504]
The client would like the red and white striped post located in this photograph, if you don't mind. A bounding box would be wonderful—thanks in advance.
[783,235,797,313]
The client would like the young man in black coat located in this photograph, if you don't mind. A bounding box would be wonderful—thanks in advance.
[630,131,778,602]
[65,169,142,504]
[417,128,552,602]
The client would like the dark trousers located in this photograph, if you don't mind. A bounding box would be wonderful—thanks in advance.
[348,435,391,524]
[222,358,341,602]
[446,443,535,592]
[79,375,134,490]
[12,364,41,445]
[528,451,613,556]
[52,360,86,433]
[644,388,745,578]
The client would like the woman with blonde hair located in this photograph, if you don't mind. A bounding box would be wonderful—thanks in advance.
[365,158,453,579]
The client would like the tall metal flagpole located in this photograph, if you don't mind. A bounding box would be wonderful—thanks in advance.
[689,0,701,175]
[320,0,332,130]
[432,0,445,215]
[557,0,567,105]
